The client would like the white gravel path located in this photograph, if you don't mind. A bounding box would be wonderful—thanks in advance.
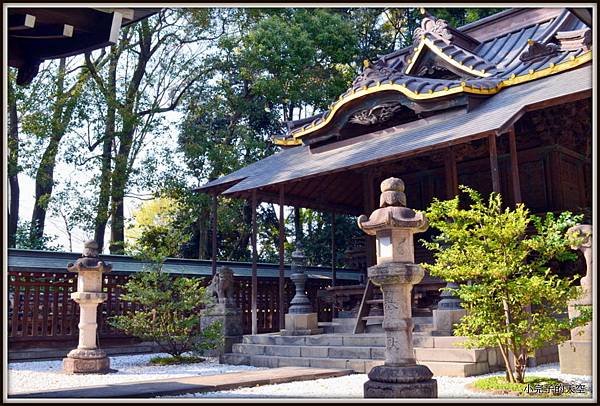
[8,355,593,399]
[7,353,264,395]
[169,363,593,399]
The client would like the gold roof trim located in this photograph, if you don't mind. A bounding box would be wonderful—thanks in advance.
[274,51,591,146]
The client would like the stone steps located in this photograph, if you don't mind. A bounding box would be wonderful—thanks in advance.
[226,333,495,377]
[223,352,490,376]
[241,333,467,348]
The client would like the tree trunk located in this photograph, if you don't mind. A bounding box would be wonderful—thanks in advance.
[93,49,118,252]
[8,80,19,247]
[108,129,134,254]
[30,58,84,244]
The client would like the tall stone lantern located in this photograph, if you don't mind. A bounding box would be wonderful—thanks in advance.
[63,240,112,374]
[358,178,437,398]
[281,243,323,336]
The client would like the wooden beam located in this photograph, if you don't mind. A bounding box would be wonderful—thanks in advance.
[278,185,285,330]
[508,127,522,205]
[488,134,501,193]
[444,147,458,199]
[251,189,362,217]
[251,190,258,335]
[211,193,218,276]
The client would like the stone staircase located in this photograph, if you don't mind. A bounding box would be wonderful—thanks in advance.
[223,326,503,377]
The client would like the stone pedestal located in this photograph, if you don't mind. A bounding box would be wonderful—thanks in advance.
[432,282,465,336]
[201,303,242,354]
[559,224,592,376]
[281,245,322,336]
[202,267,242,356]
[63,241,112,374]
[358,178,437,398]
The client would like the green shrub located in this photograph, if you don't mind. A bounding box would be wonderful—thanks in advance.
[421,186,591,383]
[109,267,223,358]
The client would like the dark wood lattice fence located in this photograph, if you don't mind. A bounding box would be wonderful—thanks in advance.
[8,267,349,349]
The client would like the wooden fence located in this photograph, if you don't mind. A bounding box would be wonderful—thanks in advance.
[8,267,349,349]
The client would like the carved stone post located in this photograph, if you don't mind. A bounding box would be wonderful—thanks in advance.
[559,224,592,375]
[281,243,323,336]
[63,240,112,374]
[359,178,437,398]
[201,266,242,356]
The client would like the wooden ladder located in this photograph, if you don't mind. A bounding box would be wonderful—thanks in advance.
[353,279,384,334]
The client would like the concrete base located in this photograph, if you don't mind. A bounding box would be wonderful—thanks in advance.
[431,309,466,336]
[63,349,110,374]
[364,364,437,398]
[281,313,322,336]
[558,341,592,375]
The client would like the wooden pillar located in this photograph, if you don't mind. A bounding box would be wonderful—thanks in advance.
[363,170,376,269]
[331,212,337,287]
[444,147,458,199]
[488,134,501,193]
[251,190,258,335]
[211,193,218,276]
[294,206,302,243]
[508,127,522,205]
[278,185,285,330]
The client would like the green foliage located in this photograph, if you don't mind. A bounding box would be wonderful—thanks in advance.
[149,355,206,365]
[472,376,565,397]
[421,186,590,383]
[108,268,222,358]
[14,220,61,251]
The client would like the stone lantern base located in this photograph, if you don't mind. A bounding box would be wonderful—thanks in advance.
[364,364,437,398]
[281,313,323,336]
[63,348,110,374]
[431,308,466,336]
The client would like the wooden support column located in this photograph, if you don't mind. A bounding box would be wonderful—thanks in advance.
[444,147,459,199]
[508,127,522,205]
[488,134,501,193]
[251,189,258,335]
[278,185,285,330]
[331,212,337,287]
[363,170,376,269]
[210,193,218,276]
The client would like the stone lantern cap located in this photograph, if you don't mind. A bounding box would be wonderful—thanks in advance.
[358,177,428,235]
[67,240,113,274]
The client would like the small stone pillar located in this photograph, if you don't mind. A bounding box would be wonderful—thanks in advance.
[559,224,592,375]
[63,240,112,374]
[358,178,437,398]
[281,244,323,336]
[432,281,466,336]
[201,266,242,356]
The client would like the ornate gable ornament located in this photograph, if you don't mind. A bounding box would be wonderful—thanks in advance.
[414,16,454,45]
[352,59,399,88]
[519,39,560,63]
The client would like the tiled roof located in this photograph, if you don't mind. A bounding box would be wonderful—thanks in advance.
[277,9,591,146]
[200,64,591,195]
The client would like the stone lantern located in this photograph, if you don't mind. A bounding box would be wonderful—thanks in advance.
[558,224,592,375]
[281,243,322,336]
[63,240,112,374]
[358,177,437,398]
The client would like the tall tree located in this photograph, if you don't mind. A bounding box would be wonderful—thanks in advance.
[26,58,90,243]
[83,9,220,253]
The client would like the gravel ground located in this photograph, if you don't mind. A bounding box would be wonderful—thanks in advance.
[169,363,593,399]
[8,355,593,399]
[7,353,264,395]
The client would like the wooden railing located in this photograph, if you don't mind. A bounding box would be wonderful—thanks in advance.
[8,267,353,349]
